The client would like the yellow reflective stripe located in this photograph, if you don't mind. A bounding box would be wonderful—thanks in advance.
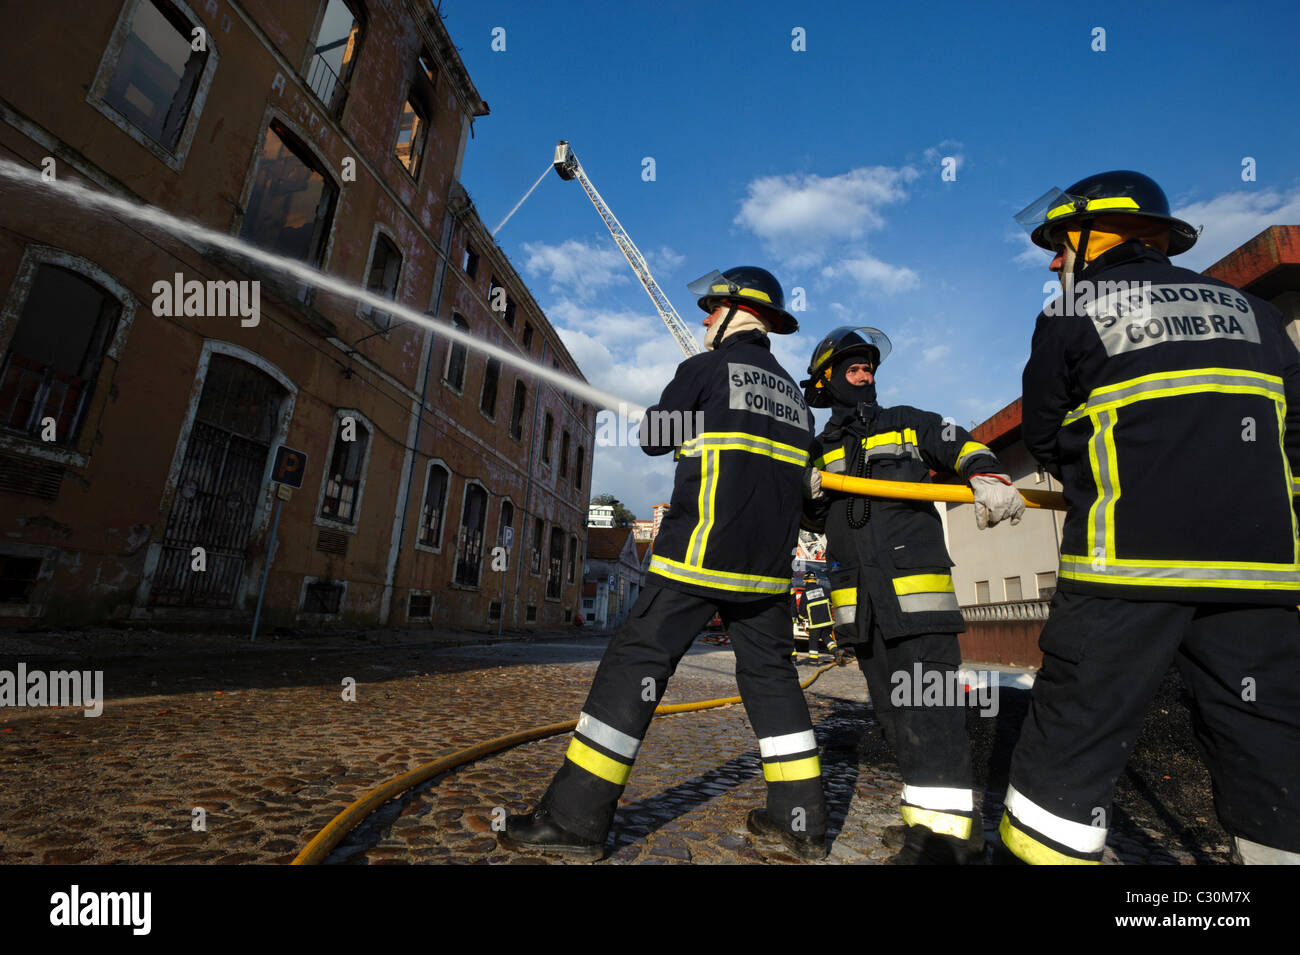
[1280,402,1300,559]
[566,738,631,785]
[762,755,821,782]
[1059,568,1300,591]
[955,440,993,469]
[830,587,857,607]
[863,428,918,451]
[686,450,720,566]
[900,807,973,840]
[811,445,845,469]
[1062,553,1300,572]
[649,554,791,593]
[1046,201,1077,221]
[710,284,773,304]
[1062,367,1285,426]
[686,452,709,565]
[998,815,1099,866]
[680,432,809,466]
[1086,412,1103,557]
[1085,196,1141,212]
[892,573,954,596]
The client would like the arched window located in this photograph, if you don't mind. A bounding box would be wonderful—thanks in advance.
[319,412,371,525]
[418,462,450,549]
[454,483,488,586]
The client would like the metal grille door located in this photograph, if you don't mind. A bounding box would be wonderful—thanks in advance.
[150,357,284,607]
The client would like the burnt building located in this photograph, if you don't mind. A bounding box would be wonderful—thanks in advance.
[0,0,592,631]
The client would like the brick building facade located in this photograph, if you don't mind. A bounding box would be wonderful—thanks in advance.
[0,0,592,631]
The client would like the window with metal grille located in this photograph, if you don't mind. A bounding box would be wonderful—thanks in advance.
[0,265,120,446]
[541,413,553,464]
[320,416,369,524]
[454,484,488,587]
[574,446,584,490]
[408,592,432,618]
[302,580,343,614]
[480,358,500,418]
[525,605,537,623]
[360,234,401,329]
[307,0,364,117]
[567,535,577,584]
[240,121,338,267]
[559,430,570,479]
[546,527,564,599]
[0,555,42,603]
[488,601,502,621]
[444,314,469,391]
[103,0,208,150]
[530,517,543,575]
[419,463,449,548]
[508,381,526,441]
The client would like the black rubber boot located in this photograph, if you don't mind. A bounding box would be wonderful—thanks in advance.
[887,824,984,865]
[746,809,828,861]
[497,808,605,861]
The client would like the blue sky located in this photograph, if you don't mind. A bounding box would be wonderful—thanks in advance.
[446,0,1300,516]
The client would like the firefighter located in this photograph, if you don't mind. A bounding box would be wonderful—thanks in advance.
[1004,170,1300,864]
[796,571,839,665]
[801,326,1024,863]
[500,266,829,861]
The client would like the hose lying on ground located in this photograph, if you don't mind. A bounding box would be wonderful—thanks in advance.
[292,662,841,864]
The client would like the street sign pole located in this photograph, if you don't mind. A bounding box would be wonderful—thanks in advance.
[497,526,513,639]
[250,491,284,642]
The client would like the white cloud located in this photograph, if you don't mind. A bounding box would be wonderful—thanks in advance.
[1009,229,1049,269]
[520,238,629,299]
[1174,186,1300,270]
[645,245,685,275]
[734,165,919,268]
[922,343,951,363]
[822,254,921,295]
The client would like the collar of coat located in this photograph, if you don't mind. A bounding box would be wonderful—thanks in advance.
[823,399,880,442]
[1083,239,1171,275]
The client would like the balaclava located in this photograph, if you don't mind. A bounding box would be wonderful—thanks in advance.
[827,352,877,407]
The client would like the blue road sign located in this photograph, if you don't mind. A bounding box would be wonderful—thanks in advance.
[272,445,308,488]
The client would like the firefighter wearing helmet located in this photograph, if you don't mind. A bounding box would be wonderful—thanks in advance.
[502,266,830,861]
[1003,170,1300,864]
[801,325,1025,864]
[795,570,840,665]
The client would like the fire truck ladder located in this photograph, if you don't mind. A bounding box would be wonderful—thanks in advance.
[552,140,701,358]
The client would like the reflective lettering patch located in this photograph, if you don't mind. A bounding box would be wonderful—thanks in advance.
[1084,283,1259,356]
[728,362,808,427]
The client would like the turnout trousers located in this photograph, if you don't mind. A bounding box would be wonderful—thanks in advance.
[854,617,976,840]
[1002,592,1300,864]
[542,582,826,843]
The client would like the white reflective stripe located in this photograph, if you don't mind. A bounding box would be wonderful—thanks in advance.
[1233,836,1300,865]
[758,730,818,758]
[900,784,974,812]
[822,458,847,474]
[834,605,856,624]
[897,591,960,613]
[576,711,641,759]
[1004,784,1106,853]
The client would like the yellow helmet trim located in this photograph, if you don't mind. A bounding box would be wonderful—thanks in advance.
[1046,195,1142,221]
[710,284,773,304]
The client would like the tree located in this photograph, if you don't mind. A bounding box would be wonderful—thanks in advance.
[590,493,636,528]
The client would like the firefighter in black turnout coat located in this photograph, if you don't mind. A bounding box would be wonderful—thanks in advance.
[802,326,1025,863]
[1002,170,1300,864]
[502,266,829,861]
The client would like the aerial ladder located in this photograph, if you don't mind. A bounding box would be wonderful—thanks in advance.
[552,141,701,358]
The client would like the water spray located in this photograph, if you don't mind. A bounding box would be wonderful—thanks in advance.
[0,157,646,417]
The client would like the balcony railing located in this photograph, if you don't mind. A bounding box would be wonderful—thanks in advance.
[961,598,1052,623]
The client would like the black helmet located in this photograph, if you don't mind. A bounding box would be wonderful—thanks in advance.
[1015,170,1198,255]
[687,266,798,334]
[803,571,818,583]
[801,325,892,408]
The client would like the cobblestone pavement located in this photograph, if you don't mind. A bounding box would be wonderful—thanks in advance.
[0,630,1232,865]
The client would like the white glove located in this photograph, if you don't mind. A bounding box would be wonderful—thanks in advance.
[970,473,1025,529]
[803,467,823,500]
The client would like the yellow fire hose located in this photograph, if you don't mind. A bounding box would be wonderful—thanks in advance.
[819,471,1067,511]
[292,662,840,864]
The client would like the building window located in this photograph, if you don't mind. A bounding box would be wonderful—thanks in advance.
[444,314,468,391]
[1036,571,1057,599]
[480,358,501,418]
[522,322,534,350]
[407,592,432,619]
[307,0,364,117]
[102,0,209,151]
[574,445,585,491]
[547,527,565,599]
[241,120,338,267]
[530,517,544,575]
[559,430,570,479]
[360,233,401,330]
[302,579,344,614]
[0,555,43,604]
[1004,576,1023,602]
[526,604,537,623]
[497,500,514,546]
[395,47,436,178]
[974,580,990,604]
[508,381,527,441]
[489,601,502,621]
[0,265,121,446]
[453,484,488,587]
[320,414,370,524]
[463,245,478,279]
[541,413,554,464]
[567,535,577,584]
[418,462,450,548]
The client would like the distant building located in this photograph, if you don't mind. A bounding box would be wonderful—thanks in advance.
[588,504,615,528]
[632,520,654,541]
[652,503,670,537]
[581,526,643,629]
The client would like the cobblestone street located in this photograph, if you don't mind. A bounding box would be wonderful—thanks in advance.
[0,629,1232,865]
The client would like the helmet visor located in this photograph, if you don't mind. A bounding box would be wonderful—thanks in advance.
[839,326,892,368]
[687,270,730,299]
[1013,187,1077,237]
